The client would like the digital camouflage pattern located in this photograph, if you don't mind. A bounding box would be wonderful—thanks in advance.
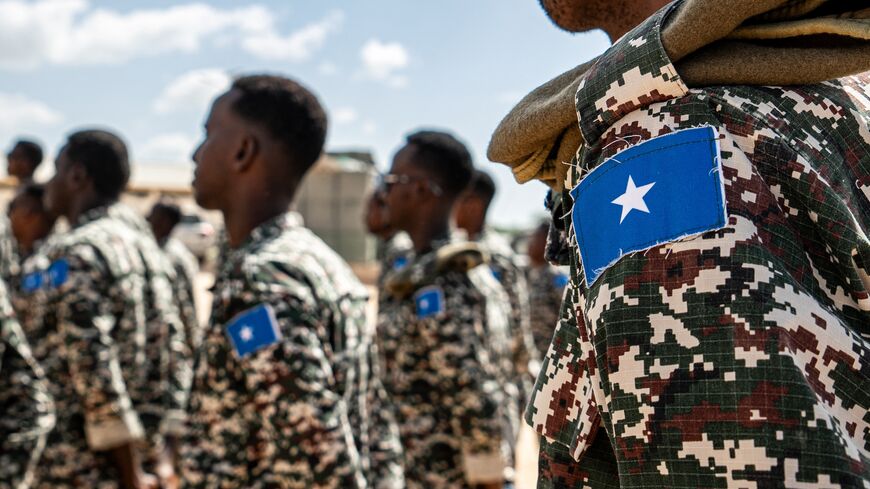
[0,279,54,489]
[161,236,201,353]
[526,3,870,488]
[378,238,509,488]
[21,206,149,488]
[182,212,403,489]
[525,263,568,359]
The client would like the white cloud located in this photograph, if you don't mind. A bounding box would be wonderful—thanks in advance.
[360,39,409,87]
[153,68,231,115]
[333,107,358,124]
[0,1,342,70]
[138,133,198,163]
[242,11,343,62]
[362,120,377,135]
[0,92,62,133]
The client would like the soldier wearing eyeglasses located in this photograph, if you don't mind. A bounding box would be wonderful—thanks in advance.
[377,129,510,489]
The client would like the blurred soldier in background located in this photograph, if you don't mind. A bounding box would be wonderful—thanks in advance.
[27,130,168,488]
[378,129,508,489]
[7,184,56,262]
[6,139,43,183]
[453,169,539,478]
[147,201,201,353]
[488,0,870,487]
[524,221,568,358]
[182,74,403,488]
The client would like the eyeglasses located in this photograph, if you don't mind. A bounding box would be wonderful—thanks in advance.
[378,173,443,196]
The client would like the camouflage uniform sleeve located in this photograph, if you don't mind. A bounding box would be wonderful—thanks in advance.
[0,293,54,489]
[52,245,144,451]
[234,285,365,488]
[495,256,539,401]
[173,261,200,352]
[415,283,507,485]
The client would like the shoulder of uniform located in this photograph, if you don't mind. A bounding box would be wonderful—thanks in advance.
[435,241,488,274]
[384,242,489,300]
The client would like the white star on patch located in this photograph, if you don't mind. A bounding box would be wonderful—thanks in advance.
[419,298,429,309]
[612,175,655,224]
[239,325,254,342]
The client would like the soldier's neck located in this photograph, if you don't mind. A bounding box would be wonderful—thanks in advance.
[407,219,451,255]
[223,197,292,249]
[67,195,114,225]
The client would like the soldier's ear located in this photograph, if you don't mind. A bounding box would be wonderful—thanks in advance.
[67,161,89,189]
[232,133,259,173]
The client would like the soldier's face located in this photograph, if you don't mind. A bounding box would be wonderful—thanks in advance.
[192,91,242,211]
[6,146,32,180]
[383,145,427,232]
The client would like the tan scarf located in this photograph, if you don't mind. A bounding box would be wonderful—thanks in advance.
[487,0,870,191]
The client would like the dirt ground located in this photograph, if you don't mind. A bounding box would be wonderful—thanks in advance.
[193,272,540,488]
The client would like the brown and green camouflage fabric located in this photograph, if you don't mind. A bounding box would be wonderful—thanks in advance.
[378,237,509,488]
[524,3,870,488]
[0,279,54,489]
[525,263,569,358]
[161,236,201,353]
[182,212,403,489]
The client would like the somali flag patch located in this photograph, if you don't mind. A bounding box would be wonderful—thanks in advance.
[414,285,444,319]
[570,126,726,285]
[225,304,282,358]
[47,259,69,287]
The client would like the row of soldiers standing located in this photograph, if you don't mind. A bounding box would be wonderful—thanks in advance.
[0,73,567,489]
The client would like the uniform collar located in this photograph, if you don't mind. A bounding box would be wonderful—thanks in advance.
[234,211,302,252]
[73,204,111,228]
[575,1,688,145]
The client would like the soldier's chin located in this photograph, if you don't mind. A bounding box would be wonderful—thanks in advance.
[191,182,213,209]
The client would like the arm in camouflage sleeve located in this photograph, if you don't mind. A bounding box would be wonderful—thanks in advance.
[53,248,144,452]
[0,300,54,489]
[417,290,507,485]
[157,274,192,439]
[241,292,366,489]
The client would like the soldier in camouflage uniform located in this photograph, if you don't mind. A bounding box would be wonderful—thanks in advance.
[147,201,201,353]
[455,170,540,402]
[23,129,189,489]
[0,279,54,489]
[524,222,569,357]
[182,74,403,488]
[7,184,56,263]
[488,0,870,487]
[379,129,509,489]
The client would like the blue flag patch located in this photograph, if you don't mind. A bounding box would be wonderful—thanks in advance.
[225,304,282,358]
[21,271,44,293]
[414,286,444,319]
[392,255,409,271]
[570,126,726,285]
[47,259,69,288]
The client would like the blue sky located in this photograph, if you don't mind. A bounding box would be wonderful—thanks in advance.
[0,0,610,227]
